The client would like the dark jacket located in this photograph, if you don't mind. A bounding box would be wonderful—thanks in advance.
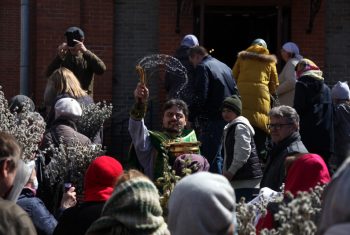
[17,188,57,235]
[294,76,334,162]
[191,55,238,121]
[41,118,91,150]
[165,46,196,105]
[46,50,106,94]
[38,118,91,213]
[45,94,102,144]
[53,202,104,235]
[260,132,308,191]
[46,93,94,128]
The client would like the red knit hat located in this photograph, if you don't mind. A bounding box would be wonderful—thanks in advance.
[84,156,123,202]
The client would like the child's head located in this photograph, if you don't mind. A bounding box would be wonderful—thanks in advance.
[221,95,242,122]
[332,81,350,104]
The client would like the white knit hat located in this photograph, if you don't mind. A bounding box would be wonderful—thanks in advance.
[332,81,350,100]
[54,97,82,120]
[181,34,199,48]
[168,172,236,235]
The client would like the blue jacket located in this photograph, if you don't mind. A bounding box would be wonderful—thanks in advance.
[191,55,238,121]
[17,188,58,235]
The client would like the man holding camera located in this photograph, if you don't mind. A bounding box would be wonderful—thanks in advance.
[46,26,106,96]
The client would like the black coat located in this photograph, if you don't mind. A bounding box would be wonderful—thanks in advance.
[191,55,238,121]
[294,76,334,161]
[260,132,308,191]
[53,202,104,235]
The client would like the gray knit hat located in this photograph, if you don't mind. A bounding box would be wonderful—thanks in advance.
[318,158,350,234]
[86,177,170,235]
[222,95,242,116]
[332,81,350,100]
[168,172,236,235]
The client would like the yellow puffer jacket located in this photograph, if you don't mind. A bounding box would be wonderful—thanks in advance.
[232,45,279,133]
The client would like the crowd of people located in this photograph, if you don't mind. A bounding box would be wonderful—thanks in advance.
[0,26,350,235]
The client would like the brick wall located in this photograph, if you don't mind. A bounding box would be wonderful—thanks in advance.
[291,0,325,70]
[33,0,113,105]
[110,0,160,159]
[324,0,350,84]
[0,1,20,100]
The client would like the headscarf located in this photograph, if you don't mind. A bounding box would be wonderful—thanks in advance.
[282,42,303,60]
[86,177,169,235]
[84,156,123,202]
[324,223,350,235]
[168,172,236,235]
[295,58,324,80]
[181,34,199,48]
[284,154,330,196]
[251,38,267,49]
[6,160,35,201]
[172,154,210,177]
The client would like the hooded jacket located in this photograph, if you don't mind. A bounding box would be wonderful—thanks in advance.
[294,74,334,161]
[53,156,123,235]
[232,45,279,133]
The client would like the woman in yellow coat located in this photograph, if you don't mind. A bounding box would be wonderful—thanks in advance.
[232,39,279,161]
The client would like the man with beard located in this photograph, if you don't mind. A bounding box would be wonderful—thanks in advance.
[128,83,199,180]
[0,132,37,235]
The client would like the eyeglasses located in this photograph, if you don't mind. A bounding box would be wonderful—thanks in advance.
[267,123,293,130]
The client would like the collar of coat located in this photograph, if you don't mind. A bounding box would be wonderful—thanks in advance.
[237,45,277,63]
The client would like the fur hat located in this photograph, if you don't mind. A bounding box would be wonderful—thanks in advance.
[181,34,199,48]
[54,97,82,120]
[168,172,236,235]
[222,95,242,116]
[252,38,267,49]
[86,177,169,235]
[332,81,350,100]
[84,156,123,202]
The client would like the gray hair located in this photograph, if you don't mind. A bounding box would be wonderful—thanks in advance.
[269,105,300,124]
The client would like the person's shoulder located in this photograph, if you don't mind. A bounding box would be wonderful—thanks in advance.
[0,199,29,219]
[0,199,36,231]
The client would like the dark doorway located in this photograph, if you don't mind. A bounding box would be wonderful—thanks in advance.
[195,6,289,68]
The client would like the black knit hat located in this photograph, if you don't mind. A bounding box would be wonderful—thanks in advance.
[64,26,84,40]
[222,95,242,116]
